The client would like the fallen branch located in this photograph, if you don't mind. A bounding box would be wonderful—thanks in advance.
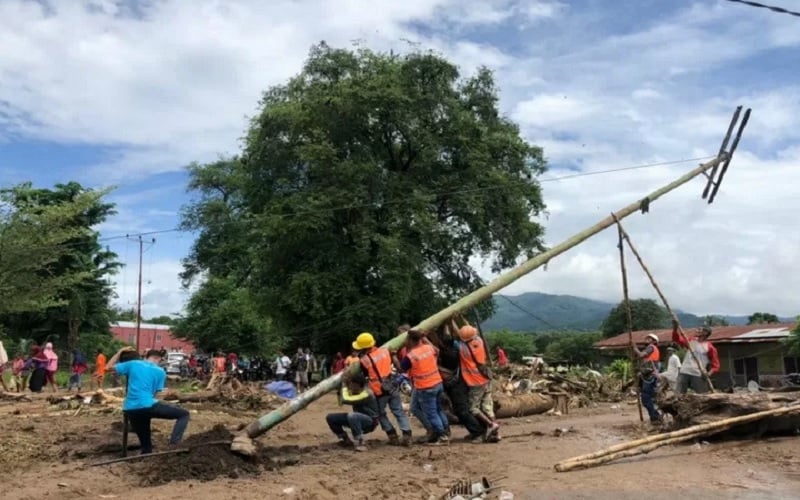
[89,440,232,467]
[554,402,800,472]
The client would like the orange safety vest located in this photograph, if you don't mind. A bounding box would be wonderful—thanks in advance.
[407,344,442,390]
[360,347,392,396]
[459,337,490,387]
[645,345,660,363]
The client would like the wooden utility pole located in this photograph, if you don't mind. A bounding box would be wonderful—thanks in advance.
[233,106,750,450]
[614,218,644,422]
[126,235,155,352]
[615,220,715,391]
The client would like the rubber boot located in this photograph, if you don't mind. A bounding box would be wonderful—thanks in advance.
[401,431,412,447]
[387,431,400,446]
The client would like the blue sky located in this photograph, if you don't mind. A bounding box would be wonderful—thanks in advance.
[1,0,799,317]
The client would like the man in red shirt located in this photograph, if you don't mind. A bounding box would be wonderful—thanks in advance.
[672,321,720,394]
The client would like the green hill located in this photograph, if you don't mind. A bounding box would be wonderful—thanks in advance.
[482,292,707,332]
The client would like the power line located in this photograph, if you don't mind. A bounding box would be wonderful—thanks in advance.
[497,294,565,332]
[5,155,714,254]
[723,0,800,18]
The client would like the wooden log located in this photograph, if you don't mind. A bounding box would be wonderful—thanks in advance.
[493,393,555,419]
[659,391,800,432]
[554,402,800,472]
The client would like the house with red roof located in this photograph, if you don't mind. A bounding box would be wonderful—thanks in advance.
[594,322,799,389]
[110,321,195,353]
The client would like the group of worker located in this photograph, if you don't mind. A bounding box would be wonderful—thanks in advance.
[327,317,501,451]
[633,319,720,423]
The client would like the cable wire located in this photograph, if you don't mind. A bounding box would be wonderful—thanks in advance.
[723,0,800,18]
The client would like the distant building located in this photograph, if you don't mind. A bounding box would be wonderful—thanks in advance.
[110,321,195,352]
[593,322,799,390]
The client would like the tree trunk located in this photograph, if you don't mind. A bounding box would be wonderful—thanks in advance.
[659,391,800,434]
[493,393,555,419]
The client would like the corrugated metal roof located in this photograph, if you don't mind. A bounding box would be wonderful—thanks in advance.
[594,322,797,350]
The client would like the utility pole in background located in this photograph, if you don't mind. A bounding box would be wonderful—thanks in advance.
[126,235,156,352]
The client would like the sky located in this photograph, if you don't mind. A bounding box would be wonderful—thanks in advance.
[1,0,798,319]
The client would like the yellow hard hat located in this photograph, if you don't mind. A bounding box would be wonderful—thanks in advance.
[352,332,376,350]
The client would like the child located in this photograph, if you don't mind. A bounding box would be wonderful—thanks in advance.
[69,349,89,392]
[325,372,379,452]
[11,353,25,392]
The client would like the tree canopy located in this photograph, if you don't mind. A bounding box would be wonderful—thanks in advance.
[747,312,780,325]
[181,43,548,353]
[703,315,729,327]
[601,298,669,338]
[787,319,800,355]
[0,183,120,349]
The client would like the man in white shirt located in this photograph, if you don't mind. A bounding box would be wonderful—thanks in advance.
[663,346,682,389]
[274,351,291,381]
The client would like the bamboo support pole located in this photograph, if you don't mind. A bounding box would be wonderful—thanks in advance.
[237,155,727,446]
[615,220,715,391]
[89,440,232,467]
[615,221,644,422]
[554,402,800,472]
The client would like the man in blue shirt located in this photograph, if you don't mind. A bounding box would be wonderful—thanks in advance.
[108,347,190,454]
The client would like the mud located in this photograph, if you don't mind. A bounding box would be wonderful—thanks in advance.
[131,425,262,486]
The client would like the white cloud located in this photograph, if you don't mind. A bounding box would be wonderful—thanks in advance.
[113,258,191,318]
[2,0,800,318]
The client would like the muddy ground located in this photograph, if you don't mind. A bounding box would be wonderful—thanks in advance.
[2,391,798,500]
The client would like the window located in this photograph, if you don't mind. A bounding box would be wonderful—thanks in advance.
[156,334,162,342]
[784,357,800,374]
[733,357,759,383]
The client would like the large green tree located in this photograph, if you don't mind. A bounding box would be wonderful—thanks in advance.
[787,318,800,355]
[747,312,780,325]
[0,182,120,348]
[172,277,283,355]
[601,298,669,338]
[181,44,548,352]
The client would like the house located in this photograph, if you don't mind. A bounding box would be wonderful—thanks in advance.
[110,321,195,353]
[593,322,799,389]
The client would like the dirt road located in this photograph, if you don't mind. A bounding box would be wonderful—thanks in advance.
[2,392,798,499]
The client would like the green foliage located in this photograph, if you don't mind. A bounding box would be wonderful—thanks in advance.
[181,43,548,353]
[173,277,284,355]
[543,332,602,365]
[604,358,633,380]
[747,312,780,325]
[601,298,669,338]
[703,315,729,326]
[483,330,535,362]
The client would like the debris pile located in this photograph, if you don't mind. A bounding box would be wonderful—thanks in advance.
[493,365,626,416]
[130,425,264,486]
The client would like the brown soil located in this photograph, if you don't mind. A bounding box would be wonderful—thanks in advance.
[1,392,799,499]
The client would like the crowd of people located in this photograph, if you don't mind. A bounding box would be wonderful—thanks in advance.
[325,316,502,451]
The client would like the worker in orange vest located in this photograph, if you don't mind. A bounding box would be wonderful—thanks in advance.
[457,324,500,443]
[399,329,450,445]
[352,332,413,446]
[634,333,662,423]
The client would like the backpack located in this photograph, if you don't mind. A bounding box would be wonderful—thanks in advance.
[296,355,308,372]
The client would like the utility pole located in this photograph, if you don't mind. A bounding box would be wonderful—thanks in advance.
[235,106,750,449]
[126,235,155,352]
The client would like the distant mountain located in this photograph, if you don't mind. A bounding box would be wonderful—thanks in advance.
[481,292,720,332]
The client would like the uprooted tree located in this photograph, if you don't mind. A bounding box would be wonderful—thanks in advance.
[180,43,549,353]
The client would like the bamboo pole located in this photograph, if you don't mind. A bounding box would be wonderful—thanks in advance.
[237,155,726,447]
[554,402,800,472]
[615,221,715,391]
[89,440,232,467]
[615,222,644,422]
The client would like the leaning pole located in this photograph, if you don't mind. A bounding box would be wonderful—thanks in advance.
[233,108,749,453]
